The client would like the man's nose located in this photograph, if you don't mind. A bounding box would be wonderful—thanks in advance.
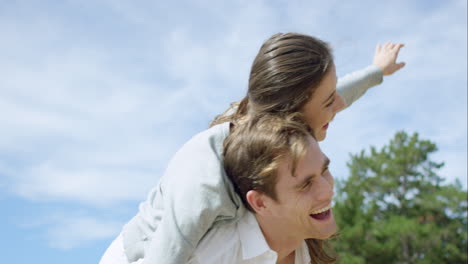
[316,175,334,201]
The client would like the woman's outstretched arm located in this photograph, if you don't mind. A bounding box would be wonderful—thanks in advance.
[337,42,405,109]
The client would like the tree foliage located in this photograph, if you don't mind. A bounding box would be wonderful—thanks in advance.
[332,131,467,264]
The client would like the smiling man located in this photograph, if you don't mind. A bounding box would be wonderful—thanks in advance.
[186,114,337,264]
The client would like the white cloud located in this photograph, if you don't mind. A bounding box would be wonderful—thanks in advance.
[14,162,153,205]
[45,215,122,250]
[0,0,286,209]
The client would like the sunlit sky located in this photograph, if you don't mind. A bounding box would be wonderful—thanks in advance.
[1,1,466,263]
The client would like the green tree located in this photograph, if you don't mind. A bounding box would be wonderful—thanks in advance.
[332,131,467,264]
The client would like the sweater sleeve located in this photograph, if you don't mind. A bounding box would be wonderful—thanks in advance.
[337,65,383,109]
[141,124,242,264]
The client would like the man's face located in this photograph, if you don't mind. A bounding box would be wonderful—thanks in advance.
[266,136,337,240]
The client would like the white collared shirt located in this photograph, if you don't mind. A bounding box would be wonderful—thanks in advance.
[187,211,311,264]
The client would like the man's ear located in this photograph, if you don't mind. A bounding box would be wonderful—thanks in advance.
[246,190,270,215]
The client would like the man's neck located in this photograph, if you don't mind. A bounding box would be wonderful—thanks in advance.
[255,215,302,263]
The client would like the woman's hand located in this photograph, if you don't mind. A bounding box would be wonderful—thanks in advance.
[373,42,406,76]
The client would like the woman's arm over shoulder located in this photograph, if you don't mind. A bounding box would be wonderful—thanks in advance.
[142,123,242,264]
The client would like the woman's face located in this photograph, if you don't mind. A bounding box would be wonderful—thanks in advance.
[300,64,346,141]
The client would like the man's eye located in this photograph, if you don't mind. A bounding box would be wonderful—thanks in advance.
[302,180,312,189]
[325,99,335,108]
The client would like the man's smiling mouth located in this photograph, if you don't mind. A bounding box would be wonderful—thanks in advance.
[310,204,332,220]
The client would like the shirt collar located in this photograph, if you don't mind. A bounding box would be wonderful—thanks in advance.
[297,240,311,263]
[237,211,312,263]
[237,211,276,260]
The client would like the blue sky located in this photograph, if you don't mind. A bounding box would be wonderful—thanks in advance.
[0,0,466,263]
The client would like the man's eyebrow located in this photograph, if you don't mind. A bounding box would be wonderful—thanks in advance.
[294,157,331,189]
[322,91,335,105]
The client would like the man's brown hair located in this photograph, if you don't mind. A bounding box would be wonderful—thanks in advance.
[223,114,336,263]
[223,113,311,211]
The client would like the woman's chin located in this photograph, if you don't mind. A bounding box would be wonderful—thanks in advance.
[314,130,327,142]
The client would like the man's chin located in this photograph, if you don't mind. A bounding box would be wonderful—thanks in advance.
[308,211,337,239]
[312,225,337,240]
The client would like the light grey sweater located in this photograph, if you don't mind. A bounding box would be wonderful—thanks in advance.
[121,65,383,264]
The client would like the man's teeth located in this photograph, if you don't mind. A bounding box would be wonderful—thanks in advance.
[310,205,331,215]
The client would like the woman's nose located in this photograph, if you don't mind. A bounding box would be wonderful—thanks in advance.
[333,94,346,113]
